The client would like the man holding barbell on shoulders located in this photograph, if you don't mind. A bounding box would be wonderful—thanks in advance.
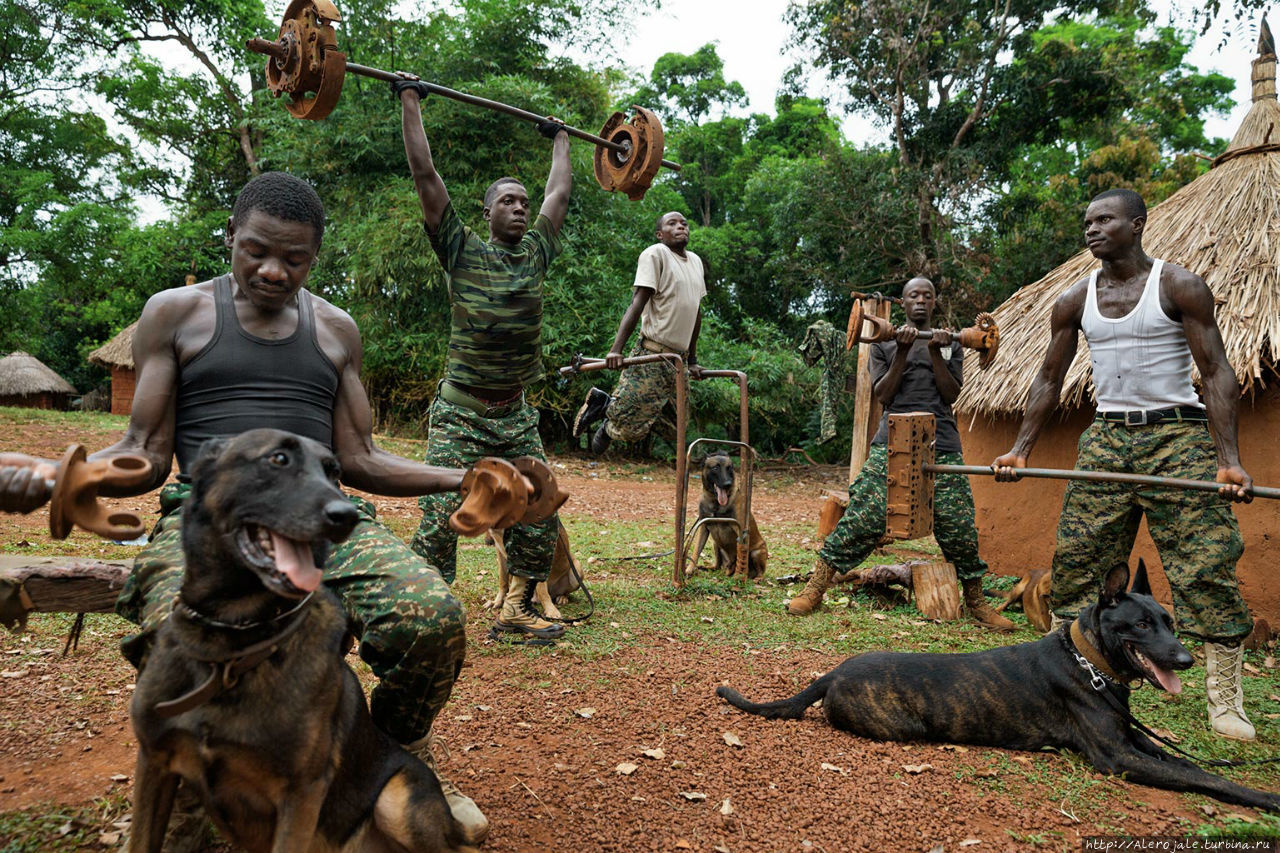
[992,188,1256,741]
[392,74,572,645]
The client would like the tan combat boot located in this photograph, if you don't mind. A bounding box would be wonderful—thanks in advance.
[404,733,490,844]
[493,575,566,642]
[787,557,837,616]
[1205,641,1256,741]
[961,577,1016,632]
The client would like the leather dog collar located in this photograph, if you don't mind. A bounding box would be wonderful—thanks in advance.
[153,599,313,718]
[1067,619,1131,687]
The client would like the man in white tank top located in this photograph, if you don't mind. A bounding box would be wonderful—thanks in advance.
[993,189,1257,741]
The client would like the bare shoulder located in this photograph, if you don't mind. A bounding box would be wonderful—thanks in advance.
[1050,276,1089,325]
[136,281,216,346]
[307,291,362,368]
[1160,260,1211,297]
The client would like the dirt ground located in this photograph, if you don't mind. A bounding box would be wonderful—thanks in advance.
[1,415,1277,852]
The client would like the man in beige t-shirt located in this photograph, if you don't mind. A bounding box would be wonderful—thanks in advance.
[573,211,707,453]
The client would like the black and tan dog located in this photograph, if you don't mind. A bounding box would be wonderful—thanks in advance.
[718,562,1280,812]
[129,429,477,852]
[690,452,767,579]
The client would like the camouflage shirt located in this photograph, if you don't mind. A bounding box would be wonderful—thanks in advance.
[428,202,562,392]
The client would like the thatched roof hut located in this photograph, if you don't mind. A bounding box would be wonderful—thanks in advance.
[0,351,77,410]
[954,23,1280,623]
[959,22,1280,415]
[87,321,138,416]
[87,321,137,371]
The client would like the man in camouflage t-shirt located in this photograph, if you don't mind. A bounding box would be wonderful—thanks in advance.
[394,78,571,644]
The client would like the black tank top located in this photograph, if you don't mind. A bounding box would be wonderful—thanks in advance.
[174,275,339,472]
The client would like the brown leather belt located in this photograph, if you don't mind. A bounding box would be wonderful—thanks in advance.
[640,338,686,356]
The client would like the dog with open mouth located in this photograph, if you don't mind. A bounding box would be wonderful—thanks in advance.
[689,452,768,579]
[128,429,478,852]
[718,560,1280,812]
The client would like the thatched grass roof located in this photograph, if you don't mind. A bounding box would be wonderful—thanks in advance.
[87,321,138,369]
[0,352,76,395]
[958,31,1280,418]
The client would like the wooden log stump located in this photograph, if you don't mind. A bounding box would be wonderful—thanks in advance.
[911,560,963,621]
[0,557,132,631]
[817,490,848,540]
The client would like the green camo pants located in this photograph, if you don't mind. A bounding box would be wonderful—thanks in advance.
[116,483,467,744]
[604,343,678,443]
[818,444,988,581]
[411,396,558,584]
[1050,420,1249,642]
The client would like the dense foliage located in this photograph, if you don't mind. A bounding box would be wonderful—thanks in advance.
[0,0,1251,458]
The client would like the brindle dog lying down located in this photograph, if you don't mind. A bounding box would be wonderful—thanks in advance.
[718,562,1280,813]
[129,429,479,852]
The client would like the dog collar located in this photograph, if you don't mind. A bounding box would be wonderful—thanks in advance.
[175,591,314,632]
[1066,619,1135,689]
[153,597,314,718]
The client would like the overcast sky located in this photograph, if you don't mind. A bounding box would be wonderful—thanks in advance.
[614,0,1262,145]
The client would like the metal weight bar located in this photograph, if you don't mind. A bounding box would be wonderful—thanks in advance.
[244,0,680,201]
[929,464,1280,500]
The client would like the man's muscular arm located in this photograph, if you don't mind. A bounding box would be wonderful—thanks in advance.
[0,292,185,512]
[927,330,960,404]
[398,83,450,231]
[326,309,465,496]
[1170,269,1252,501]
[992,283,1086,479]
[539,128,571,235]
[605,287,652,369]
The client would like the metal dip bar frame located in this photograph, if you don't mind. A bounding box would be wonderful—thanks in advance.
[559,356,753,587]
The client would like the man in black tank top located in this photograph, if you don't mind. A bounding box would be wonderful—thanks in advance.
[0,173,489,843]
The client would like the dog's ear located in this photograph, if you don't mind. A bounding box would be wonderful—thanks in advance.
[1101,562,1131,605]
[188,437,229,494]
[1129,558,1153,596]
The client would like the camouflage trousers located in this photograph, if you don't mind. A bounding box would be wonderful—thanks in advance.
[115,483,467,744]
[604,343,680,443]
[411,395,558,584]
[1050,420,1249,642]
[819,444,988,581]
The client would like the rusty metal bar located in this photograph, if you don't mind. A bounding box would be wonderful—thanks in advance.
[560,354,688,586]
[928,464,1280,500]
[692,369,752,574]
[247,38,681,171]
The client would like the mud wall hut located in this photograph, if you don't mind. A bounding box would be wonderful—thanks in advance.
[0,351,77,410]
[87,321,137,416]
[956,31,1280,623]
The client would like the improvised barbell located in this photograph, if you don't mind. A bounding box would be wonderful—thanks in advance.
[449,456,569,537]
[845,302,1001,369]
[246,0,680,201]
[48,445,153,541]
[883,413,1278,540]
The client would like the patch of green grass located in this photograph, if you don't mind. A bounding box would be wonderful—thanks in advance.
[0,793,131,852]
[0,406,128,435]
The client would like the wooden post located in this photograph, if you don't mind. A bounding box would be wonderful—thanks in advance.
[847,298,892,484]
[911,561,963,620]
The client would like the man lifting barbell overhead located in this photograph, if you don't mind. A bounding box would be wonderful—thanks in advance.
[393,73,573,645]
[992,188,1257,740]
[788,277,1015,632]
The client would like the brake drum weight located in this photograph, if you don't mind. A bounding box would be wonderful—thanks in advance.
[249,1,679,200]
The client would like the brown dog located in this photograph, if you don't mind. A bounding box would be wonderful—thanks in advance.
[128,430,477,853]
[486,520,583,620]
[690,452,767,579]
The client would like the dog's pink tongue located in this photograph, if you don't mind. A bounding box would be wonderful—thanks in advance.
[716,485,729,507]
[1150,663,1183,694]
[269,531,320,592]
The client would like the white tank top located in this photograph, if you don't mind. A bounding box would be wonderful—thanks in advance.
[1081,258,1201,411]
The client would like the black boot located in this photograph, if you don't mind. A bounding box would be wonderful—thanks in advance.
[590,424,612,454]
[573,387,611,437]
